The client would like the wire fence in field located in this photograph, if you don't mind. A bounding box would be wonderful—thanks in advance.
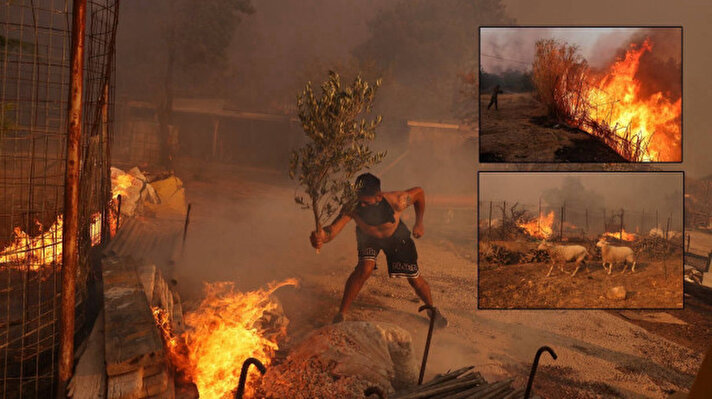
[477,200,682,242]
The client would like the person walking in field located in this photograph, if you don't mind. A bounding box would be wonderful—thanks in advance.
[487,84,504,110]
[310,173,447,327]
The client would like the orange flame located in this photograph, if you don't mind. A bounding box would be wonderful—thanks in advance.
[565,38,681,161]
[154,279,298,399]
[602,229,637,241]
[517,211,555,239]
[1,171,130,271]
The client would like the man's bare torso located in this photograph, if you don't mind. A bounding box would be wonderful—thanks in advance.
[350,191,408,239]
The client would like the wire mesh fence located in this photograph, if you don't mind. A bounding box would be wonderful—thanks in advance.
[0,1,118,396]
[477,200,682,242]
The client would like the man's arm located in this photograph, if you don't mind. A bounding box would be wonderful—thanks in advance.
[395,187,425,238]
[310,210,352,249]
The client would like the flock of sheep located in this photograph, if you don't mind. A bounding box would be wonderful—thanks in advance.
[537,238,636,277]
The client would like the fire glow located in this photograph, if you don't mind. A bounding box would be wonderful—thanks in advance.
[517,211,555,239]
[153,279,298,399]
[602,229,637,242]
[0,172,131,271]
[567,39,681,162]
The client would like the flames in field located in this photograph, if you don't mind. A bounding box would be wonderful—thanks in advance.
[517,211,555,239]
[575,39,681,162]
[153,279,298,399]
[534,33,681,162]
[602,229,637,242]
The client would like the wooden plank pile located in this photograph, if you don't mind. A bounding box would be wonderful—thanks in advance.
[102,256,174,398]
[391,366,532,399]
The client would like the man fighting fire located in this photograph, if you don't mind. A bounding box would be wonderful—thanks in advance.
[487,84,503,110]
[310,173,447,327]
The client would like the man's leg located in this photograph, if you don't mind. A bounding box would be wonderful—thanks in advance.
[408,275,448,327]
[407,275,433,307]
[335,259,376,321]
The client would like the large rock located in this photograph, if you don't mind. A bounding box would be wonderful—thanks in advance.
[257,321,417,399]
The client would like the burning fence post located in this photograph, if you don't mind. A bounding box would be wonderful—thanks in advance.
[559,203,565,240]
[58,0,87,396]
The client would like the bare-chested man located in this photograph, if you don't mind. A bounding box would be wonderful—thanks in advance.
[310,173,447,327]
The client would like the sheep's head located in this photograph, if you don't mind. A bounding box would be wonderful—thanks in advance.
[596,238,607,248]
[537,240,550,250]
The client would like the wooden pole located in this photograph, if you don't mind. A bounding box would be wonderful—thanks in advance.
[585,208,589,237]
[641,209,645,234]
[620,209,624,240]
[58,0,86,396]
[603,208,607,232]
[656,209,659,230]
[538,197,542,234]
[502,201,507,238]
[488,201,493,237]
[560,203,565,240]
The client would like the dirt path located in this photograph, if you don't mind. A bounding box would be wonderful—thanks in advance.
[479,93,627,163]
[479,256,683,309]
[171,161,703,398]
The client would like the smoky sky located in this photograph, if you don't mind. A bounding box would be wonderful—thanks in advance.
[479,172,683,219]
[480,27,643,73]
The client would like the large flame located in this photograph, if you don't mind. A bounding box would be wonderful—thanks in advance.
[0,170,131,271]
[154,279,298,399]
[602,229,637,242]
[517,211,555,239]
[571,39,681,162]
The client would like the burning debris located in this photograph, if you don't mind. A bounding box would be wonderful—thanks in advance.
[153,279,297,399]
[531,36,681,162]
[516,211,555,240]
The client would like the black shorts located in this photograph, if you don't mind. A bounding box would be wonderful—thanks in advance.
[356,221,419,278]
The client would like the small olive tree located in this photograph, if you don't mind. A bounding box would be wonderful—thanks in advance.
[289,71,385,245]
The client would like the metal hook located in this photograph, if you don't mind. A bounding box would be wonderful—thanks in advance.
[524,346,557,399]
[417,304,437,385]
[235,357,267,399]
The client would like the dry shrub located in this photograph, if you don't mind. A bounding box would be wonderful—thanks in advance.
[531,39,649,161]
[532,39,589,121]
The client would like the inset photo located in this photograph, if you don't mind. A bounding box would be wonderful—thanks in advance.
[479,26,682,163]
[477,171,683,309]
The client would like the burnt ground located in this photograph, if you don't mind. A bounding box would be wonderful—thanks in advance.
[478,254,684,309]
[169,159,706,399]
[479,93,627,163]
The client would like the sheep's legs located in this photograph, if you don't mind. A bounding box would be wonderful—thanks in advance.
[621,262,628,274]
[571,263,580,277]
[631,261,636,272]
[546,262,555,277]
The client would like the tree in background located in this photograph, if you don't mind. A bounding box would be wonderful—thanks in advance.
[118,0,254,169]
[354,0,512,121]
[290,72,385,248]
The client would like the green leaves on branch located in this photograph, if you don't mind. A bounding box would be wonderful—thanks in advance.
[289,71,386,230]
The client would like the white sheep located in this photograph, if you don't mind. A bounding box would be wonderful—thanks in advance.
[596,237,636,274]
[537,240,590,277]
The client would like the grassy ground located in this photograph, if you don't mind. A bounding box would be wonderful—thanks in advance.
[479,93,627,163]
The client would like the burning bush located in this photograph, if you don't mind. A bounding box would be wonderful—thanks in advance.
[531,37,681,162]
[154,279,297,399]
